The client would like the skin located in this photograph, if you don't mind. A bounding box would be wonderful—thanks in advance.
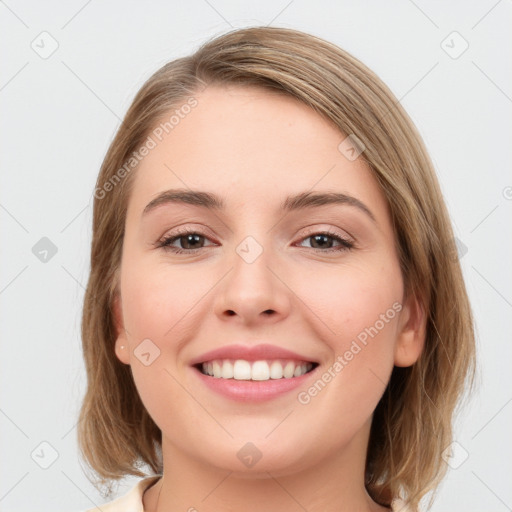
[113,85,426,512]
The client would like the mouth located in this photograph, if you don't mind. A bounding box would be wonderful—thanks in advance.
[189,343,321,401]
[193,359,319,381]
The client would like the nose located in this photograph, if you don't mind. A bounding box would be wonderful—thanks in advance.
[213,244,291,326]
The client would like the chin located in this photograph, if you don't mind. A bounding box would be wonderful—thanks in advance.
[190,434,325,478]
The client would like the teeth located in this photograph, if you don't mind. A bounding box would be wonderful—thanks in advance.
[283,361,295,379]
[233,360,251,380]
[251,360,270,381]
[200,359,314,380]
[294,363,308,377]
[221,360,234,379]
[212,361,222,378]
[269,361,283,379]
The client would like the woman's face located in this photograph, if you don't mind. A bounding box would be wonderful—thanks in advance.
[114,85,423,475]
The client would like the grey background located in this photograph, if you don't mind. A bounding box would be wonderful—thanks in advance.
[1,1,511,511]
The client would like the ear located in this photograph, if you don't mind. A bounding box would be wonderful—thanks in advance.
[112,294,130,365]
[394,294,426,367]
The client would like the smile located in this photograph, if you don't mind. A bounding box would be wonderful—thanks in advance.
[198,359,317,381]
[192,360,320,402]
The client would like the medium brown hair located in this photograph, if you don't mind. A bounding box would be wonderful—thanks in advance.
[78,26,476,509]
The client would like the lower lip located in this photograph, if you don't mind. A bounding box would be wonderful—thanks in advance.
[192,366,318,402]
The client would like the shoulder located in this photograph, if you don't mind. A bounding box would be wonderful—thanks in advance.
[78,475,161,512]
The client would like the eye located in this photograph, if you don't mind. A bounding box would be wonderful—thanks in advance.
[155,228,354,255]
[156,229,216,254]
[296,230,354,253]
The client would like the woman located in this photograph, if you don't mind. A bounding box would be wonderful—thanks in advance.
[78,26,475,511]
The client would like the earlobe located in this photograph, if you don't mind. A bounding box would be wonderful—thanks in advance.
[112,294,130,365]
[114,339,130,365]
[394,295,426,368]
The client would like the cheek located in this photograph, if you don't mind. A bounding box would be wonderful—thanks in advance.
[120,259,213,340]
[293,264,401,416]
[119,260,217,433]
[298,260,402,347]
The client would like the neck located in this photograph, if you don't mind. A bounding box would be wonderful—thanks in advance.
[144,421,389,512]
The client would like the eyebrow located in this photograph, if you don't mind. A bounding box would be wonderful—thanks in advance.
[142,188,376,223]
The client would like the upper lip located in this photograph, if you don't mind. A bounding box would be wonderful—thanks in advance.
[189,343,319,366]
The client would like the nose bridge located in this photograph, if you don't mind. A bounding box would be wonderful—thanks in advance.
[214,231,291,324]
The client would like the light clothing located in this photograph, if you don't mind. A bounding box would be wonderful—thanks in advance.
[82,476,161,512]
[82,475,410,511]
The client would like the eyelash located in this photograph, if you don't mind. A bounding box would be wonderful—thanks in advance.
[155,228,355,255]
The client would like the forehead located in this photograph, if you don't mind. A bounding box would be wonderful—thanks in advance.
[127,85,387,219]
